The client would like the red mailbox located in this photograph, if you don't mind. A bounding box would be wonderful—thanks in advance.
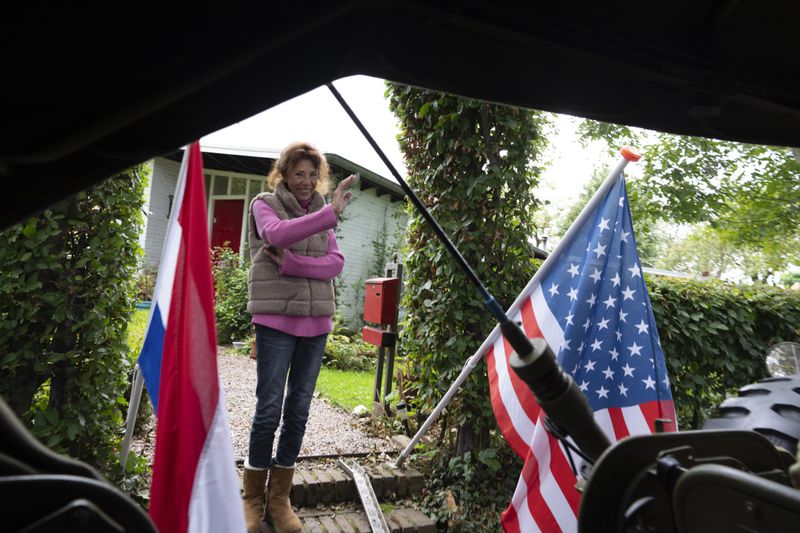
[363,277,400,325]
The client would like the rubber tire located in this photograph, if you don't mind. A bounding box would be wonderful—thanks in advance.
[702,376,800,455]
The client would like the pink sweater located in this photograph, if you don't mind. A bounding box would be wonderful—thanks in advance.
[251,199,344,337]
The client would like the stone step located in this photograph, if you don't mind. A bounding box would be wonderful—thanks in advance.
[290,465,424,507]
[260,507,437,533]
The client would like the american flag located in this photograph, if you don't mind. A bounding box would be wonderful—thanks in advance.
[486,171,675,532]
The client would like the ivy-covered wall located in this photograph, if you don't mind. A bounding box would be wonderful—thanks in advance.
[387,83,551,454]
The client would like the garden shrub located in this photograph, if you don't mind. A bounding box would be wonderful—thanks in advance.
[211,246,252,344]
[323,333,375,372]
[648,275,800,428]
[0,166,147,477]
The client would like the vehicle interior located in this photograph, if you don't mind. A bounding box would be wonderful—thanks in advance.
[2,1,799,531]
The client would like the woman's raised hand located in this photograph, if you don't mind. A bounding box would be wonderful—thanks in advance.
[332,174,357,215]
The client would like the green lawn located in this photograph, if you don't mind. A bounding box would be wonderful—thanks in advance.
[128,308,149,355]
[315,368,374,412]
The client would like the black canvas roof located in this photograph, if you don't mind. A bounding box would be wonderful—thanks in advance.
[2,1,798,229]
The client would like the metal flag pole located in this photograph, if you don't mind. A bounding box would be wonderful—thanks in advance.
[119,366,145,471]
[327,80,638,468]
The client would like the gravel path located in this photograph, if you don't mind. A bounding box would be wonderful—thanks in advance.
[131,350,396,467]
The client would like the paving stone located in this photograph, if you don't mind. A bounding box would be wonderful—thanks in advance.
[327,467,351,501]
[291,466,425,509]
[299,469,319,506]
[303,516,323,533]
[367,466,384,498]
[404,467,423,495]
[333,513,357,533]
[315,469,335,503]
[402,508,437,533]
[388,508,417,532]
[291,472,306,506]
[318,515,339,532]
[394,467,409,497]
[347,511,372,532]
[300,508,433,533]
[375,464,397,497]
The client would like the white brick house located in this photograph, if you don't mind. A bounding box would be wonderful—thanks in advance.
[140,146,408,326]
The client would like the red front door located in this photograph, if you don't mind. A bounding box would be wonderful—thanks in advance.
[210,199,244,253]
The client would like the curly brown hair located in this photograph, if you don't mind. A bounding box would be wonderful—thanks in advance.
[267,141,331,195]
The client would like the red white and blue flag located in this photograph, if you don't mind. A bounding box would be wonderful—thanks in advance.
[486,171,675,532]
[138,142,246,533]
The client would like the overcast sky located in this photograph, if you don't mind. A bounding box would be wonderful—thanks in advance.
[201,75,621,215]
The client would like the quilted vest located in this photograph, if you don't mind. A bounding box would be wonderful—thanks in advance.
[246,182,335,317]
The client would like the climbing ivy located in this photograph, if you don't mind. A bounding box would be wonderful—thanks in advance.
[0,166,147,476]
[387,82,550,453]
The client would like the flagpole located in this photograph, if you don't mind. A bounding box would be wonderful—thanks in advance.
[119,366,145,472]
[392,146,641,468]
[120,146,192,471]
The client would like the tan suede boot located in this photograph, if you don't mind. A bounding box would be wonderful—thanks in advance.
[266,466,301,532]
[242,467,268,533]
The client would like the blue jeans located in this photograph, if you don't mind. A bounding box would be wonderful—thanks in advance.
[247,324,327,469]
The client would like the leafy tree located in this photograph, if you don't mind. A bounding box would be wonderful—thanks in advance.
[386,82,550,454]
[577,120,800,278]
[0,167,147,475]
[658,225,739,278]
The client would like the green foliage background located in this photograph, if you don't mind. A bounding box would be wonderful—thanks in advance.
[386,82,550,453]
[211,246,253,344]
[0,166,147,475]
[648,276,800,428]
[577,120,800,280]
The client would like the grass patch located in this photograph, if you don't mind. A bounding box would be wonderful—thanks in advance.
[128,308,149,355]
[315,367,373,412]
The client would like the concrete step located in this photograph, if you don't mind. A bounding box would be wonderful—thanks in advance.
[290,465,424,507]
[260,507,437,533]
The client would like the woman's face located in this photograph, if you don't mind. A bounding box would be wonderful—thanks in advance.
[285,159,319,203]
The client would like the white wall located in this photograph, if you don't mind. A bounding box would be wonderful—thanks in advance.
[335,187,407,327]
[143,158,180,268]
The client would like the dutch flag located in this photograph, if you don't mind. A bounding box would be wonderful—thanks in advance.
[138,142,246,532]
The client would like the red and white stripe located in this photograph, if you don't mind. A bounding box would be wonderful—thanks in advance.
[487,286,673,532]
[148,143,246,533]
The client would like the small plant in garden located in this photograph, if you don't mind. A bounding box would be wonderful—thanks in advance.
[211,246,252,344]
[414,432,523,531]
[134,266,157,302]
[323,333,375,372]
[321,313,376,371]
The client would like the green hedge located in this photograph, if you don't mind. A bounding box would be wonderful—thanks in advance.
[648,276,800,429]
[0,167,146,476]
